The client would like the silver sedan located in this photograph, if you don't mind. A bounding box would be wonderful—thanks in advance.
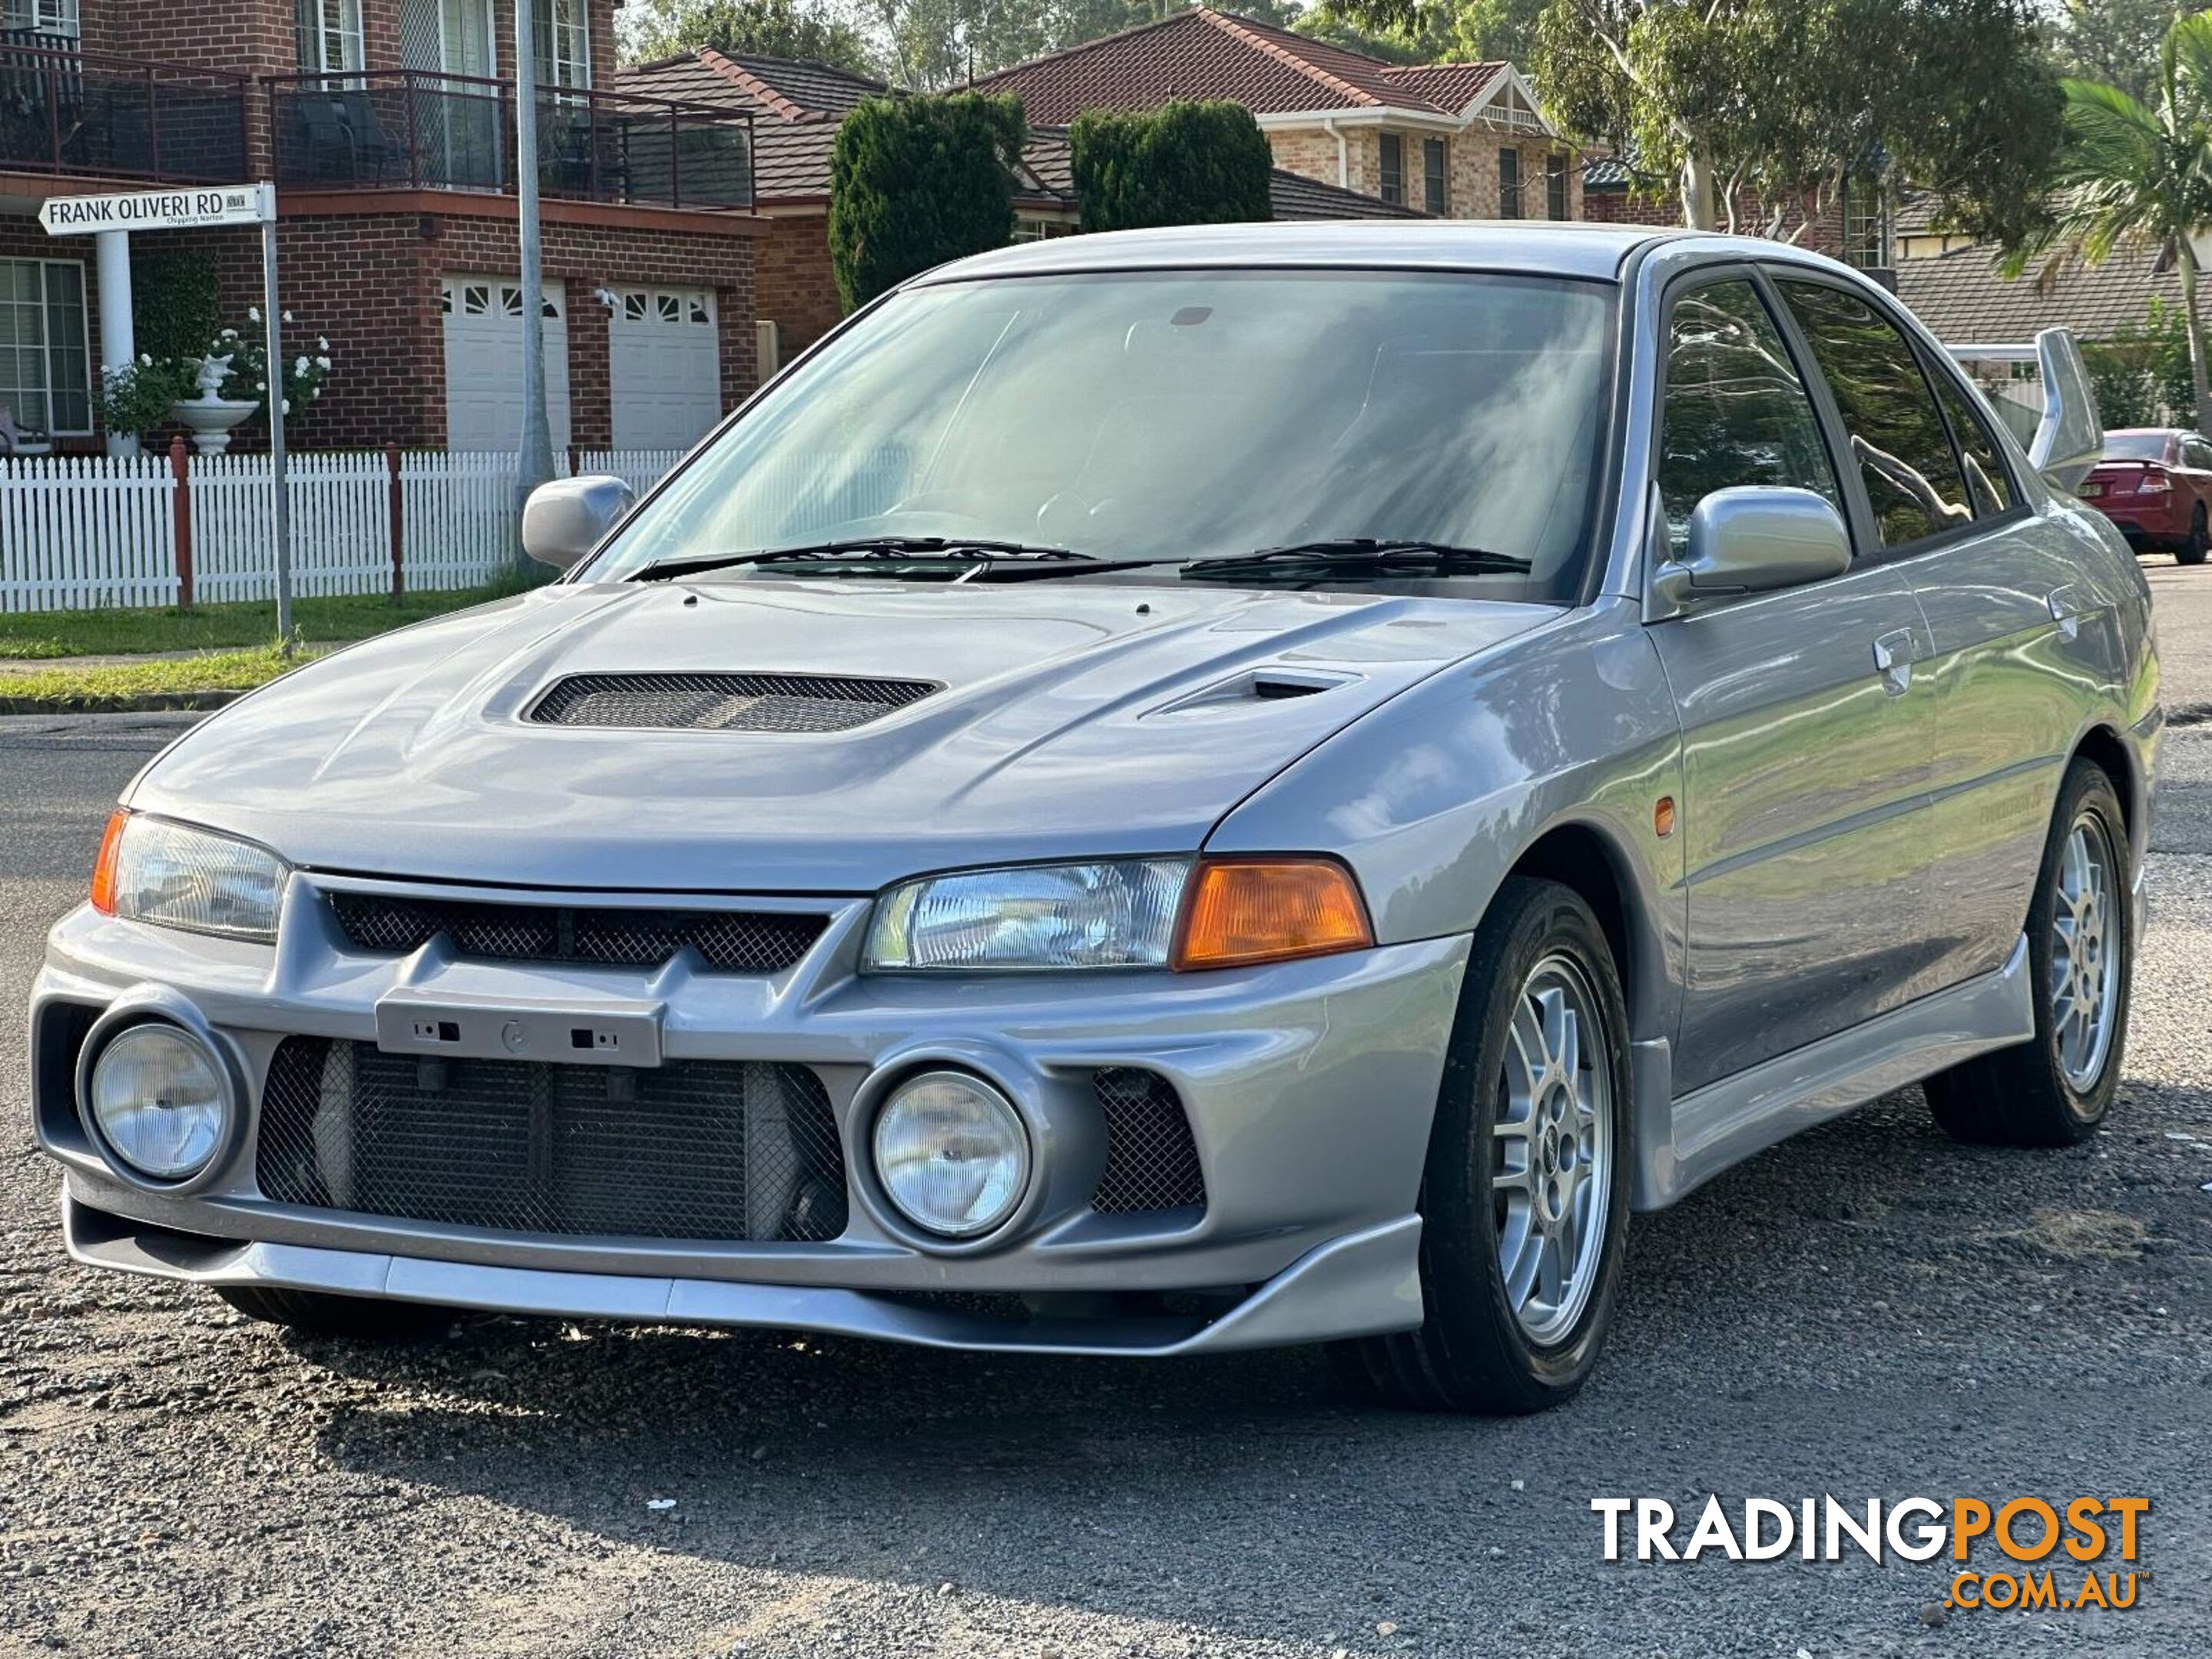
[31,224,2160,1413]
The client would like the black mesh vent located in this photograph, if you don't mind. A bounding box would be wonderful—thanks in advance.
[527,673,938,733]
[257,1039,848,1243]
[327,892,827,974]
[1091,1068,1207,1215]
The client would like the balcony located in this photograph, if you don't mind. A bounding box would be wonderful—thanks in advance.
[0,32,250,184]
[268,71,753,210]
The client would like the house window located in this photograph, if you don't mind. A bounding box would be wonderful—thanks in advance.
[1841,177,1890,270]
[0,260,91,437]
[4,0,79,41]
[1497,148,1522,218]
[1546,152,1568,220]
[1422,137,1446,214]
[294,0,364,71]
[1379,132,1404,206]
[1011,217,1075,242]
[533,0,590,90]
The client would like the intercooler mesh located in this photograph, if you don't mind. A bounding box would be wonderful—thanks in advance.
[256,1038,848,1243]
[1091,1068,1207,1215]
[527,672,938,733]
[326,892,827,975]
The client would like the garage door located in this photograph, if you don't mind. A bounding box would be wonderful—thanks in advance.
[609,286,721,450]
[441,276,572,451]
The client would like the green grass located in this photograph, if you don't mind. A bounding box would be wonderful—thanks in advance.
[0,644,300,708]
[0,576,529,661]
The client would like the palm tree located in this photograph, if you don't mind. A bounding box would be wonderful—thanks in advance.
[2015,10,2212,435]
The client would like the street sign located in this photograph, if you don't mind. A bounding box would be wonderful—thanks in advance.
[38,183,273,237]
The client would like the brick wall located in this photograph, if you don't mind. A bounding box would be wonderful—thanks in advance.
[172,208,758,449]
[757,214,842,365]
[1584,183,1844,258]
[1267,128,1343,191]
[1266,124,1581,220]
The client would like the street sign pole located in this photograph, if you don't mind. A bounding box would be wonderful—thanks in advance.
[260,187,293,651]
[41,180,289,641]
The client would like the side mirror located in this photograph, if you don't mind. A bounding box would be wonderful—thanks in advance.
[1654,485,1852,610]
[522,475,635,571]
[2027,326,2101,495]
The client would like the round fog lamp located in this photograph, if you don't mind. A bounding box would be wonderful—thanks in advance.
[88,1023,228,1181]
[873,1071,1030,1238]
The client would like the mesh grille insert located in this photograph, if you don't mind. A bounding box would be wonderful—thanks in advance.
[257,1038,848,1243]
[327,892,827,975]
[528,672,938,733]
[1091,1068,1207,1215]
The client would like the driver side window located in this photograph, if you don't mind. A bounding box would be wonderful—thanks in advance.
[1657,279,1843,555]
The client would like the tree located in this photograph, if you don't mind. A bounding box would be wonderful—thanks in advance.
[2051,0,2184,105]
[828,92,1024,310]
[2081,297,2197,429]
[2011,12,2212,437]
[1296,0,1549,64]
[1332,1,2061,243]
[1071,100,1274,230]
[624,0,878,71]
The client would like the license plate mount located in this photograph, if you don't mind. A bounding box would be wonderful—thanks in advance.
[373,989,664,1067]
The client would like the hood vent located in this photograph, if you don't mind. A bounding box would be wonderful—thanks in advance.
[528,672,938,733]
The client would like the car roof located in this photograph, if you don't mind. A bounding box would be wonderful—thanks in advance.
[915,220,1869,286]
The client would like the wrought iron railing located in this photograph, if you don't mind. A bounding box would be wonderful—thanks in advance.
[266,71,753,209]
[0,33,250,183]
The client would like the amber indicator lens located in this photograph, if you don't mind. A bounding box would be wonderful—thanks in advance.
[1173,857,1374,971]
[90,810,128,916]
[1654,796,1677,838]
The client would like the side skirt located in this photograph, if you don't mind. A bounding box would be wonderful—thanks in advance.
[1631,934,2034,1211]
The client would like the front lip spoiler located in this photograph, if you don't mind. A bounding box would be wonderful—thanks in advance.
[63,1194,1425,1358]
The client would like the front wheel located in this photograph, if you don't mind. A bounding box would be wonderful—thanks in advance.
[1330,877,1631,1414]
[1926,760,2132,1146]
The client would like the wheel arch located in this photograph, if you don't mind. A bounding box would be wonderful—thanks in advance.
[2070,721,2140,849]
[1503,818,1668,1045]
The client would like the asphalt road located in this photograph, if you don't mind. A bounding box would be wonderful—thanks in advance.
[2,564,2209,1659]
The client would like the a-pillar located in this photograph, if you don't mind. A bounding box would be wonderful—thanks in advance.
[95,230,137,458]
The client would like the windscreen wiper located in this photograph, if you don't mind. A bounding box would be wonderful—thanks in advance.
[1181,538,1533,584]
[630,537,1084,581]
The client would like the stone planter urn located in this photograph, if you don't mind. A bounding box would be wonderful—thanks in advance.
[169,354,260,456]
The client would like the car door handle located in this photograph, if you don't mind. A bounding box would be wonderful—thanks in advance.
[1872,628,1917,694]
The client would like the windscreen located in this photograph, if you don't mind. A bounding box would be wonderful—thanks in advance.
[588,270,1615,601]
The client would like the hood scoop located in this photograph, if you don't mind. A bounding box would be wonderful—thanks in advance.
[527,671,939,733]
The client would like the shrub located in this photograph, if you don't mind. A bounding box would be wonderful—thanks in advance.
[828,92,1025,312]
[131,248,220,363]
[1070,101,1273,233]
[2081,296,2196,431]
[100,357,196,439]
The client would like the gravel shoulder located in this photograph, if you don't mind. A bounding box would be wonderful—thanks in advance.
[2,657,2208,1657]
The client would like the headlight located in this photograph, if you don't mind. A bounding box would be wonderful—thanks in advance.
[86,1022,230,1181]
[873,1071,1030,1237]
[863,859,1188,971]
[91,812,290,942]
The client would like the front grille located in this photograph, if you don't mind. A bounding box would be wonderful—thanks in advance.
[527,672,939,733]
[326,892,826,974]
[1091,1068,1207,1215]
[257,1038,848,1243]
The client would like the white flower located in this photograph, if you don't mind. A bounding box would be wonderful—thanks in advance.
[293,356,308,375]
[220,328,238,340]
[316,336,329,350]
[137,353,152,366]
[282,310,294,323]
[281,399,292,415]
[310,386,322,399]
[247,306,260,323]
[254,379,266,391]
[315,356,331,370]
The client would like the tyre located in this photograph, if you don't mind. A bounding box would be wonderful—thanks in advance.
[1330,877,1631,1414]
[215,1284,452,1341]
[2181,506,2209,567]
[1926,760,2132,1147]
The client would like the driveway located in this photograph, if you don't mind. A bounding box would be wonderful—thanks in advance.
[2,563,2207,1657]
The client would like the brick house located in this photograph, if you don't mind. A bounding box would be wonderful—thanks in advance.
[972,8,1581,224]
[1579,152,1896,279]
[619,43,1429,368]
[0,0,765,454]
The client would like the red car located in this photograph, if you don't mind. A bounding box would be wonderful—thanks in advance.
[2078,427,2212,564]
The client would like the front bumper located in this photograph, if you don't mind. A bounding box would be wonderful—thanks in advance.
[34,873,1468,1356]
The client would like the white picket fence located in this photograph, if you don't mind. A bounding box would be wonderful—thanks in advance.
[0,448,687,614]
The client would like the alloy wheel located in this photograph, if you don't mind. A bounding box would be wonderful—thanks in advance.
[2050,812,2121,1093]
[1492,952,1615,1346]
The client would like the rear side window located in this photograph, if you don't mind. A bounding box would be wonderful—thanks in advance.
[1777,280,1972,548]
[1657,279,1843,551]
[1926,369,2015,518]
[2184,436,2212,470]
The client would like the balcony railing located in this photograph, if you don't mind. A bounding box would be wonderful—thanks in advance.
[267,71,753,210]
[0,32,250,184]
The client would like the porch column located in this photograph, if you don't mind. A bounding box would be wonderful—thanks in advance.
[96,230,137,458]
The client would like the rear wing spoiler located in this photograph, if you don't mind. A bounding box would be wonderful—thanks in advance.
[2026,327,2101,495]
